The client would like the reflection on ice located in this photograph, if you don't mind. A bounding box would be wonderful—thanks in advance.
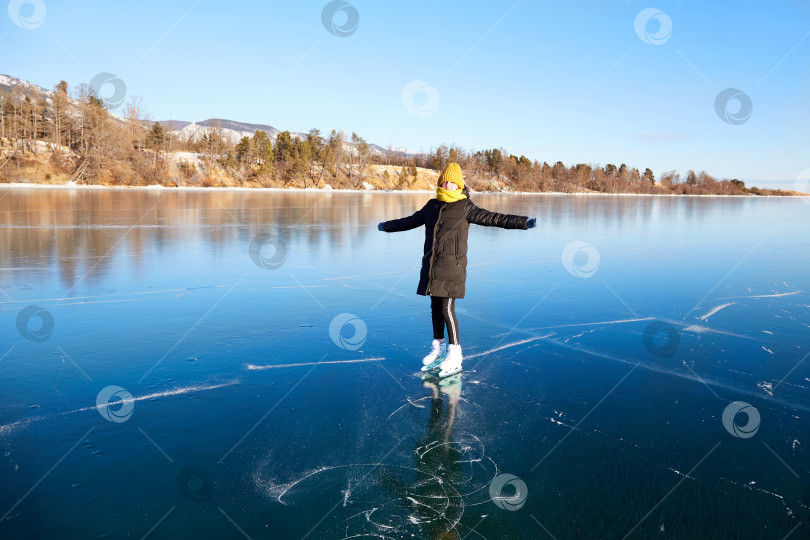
[253,374,511,538]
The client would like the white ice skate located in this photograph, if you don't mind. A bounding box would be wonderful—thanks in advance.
[438,344,463,378]
[421,339,447,372]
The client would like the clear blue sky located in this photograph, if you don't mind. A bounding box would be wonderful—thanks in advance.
[4,0,809,186]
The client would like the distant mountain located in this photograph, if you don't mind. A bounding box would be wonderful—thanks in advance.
[0,74,49,96]
[156,118,288,145]
[155,118,391,156]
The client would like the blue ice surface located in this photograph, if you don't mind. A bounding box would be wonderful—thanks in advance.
[0,187,809,538]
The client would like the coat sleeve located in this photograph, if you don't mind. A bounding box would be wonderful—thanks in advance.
[381,205,426,232]
[465,201,529,229]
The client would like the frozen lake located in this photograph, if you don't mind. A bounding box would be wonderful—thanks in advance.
[1,187,809,538]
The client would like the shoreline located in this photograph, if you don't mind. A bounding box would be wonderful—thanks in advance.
[0,182,803,198]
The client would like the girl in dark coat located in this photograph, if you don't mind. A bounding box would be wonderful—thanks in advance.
[378,163,536,377]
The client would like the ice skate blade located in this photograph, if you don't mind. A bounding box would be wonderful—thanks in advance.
[420,355,445,372]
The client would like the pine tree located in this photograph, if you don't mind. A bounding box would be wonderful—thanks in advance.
[253,130,273,175]
[274,131,294,182]
[145,122,167,166]
[145,122,166,149]
[235,136,252,164]
[317,144,334,186]
[485,148,503,177]
[293,138,311,187]
[306,128,323,176]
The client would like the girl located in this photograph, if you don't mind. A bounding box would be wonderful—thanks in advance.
[378,163,536,377]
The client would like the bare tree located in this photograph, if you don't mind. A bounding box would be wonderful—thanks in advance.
[328,130,344,182]
[351,132,370,187]
[51,81,70,149]
[123,96,150,158]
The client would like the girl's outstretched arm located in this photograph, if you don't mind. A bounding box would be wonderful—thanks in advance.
[465,202,535,230]
[378,207,426,232]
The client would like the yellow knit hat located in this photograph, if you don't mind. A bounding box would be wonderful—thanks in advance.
[438,163,464,190]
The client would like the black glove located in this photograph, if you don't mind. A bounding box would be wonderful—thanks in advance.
[527,217,537,229]
[377,222,385,232]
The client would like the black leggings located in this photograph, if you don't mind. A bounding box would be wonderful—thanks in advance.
[431,296,459,345]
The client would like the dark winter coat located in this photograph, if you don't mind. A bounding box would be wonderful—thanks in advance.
[381,190,529,298]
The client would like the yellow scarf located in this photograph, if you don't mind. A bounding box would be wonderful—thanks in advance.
[436,186,467,203]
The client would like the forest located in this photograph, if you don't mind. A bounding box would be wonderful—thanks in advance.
[0,78,795,196]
